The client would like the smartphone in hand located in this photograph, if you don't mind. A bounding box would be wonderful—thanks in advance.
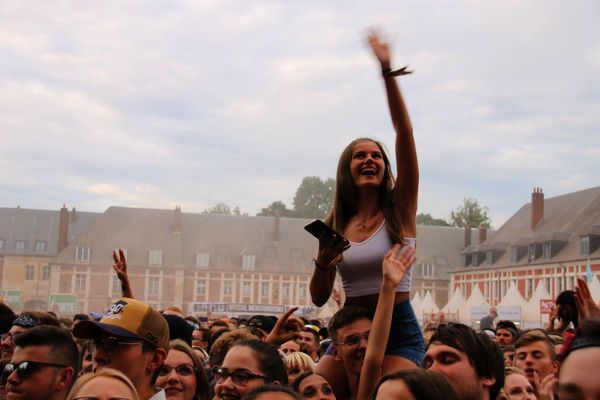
[304,220,349,246]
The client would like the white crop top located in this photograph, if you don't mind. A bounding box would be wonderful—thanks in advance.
[337,220,414,297]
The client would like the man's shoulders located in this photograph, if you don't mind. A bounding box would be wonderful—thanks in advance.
[148,388,166,400]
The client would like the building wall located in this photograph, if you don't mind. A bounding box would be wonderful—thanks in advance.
[1,255,53,311]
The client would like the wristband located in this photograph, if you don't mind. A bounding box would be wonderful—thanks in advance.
[312,258,335,272]
[382,65,412,77]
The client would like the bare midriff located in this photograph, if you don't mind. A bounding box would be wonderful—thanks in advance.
[345,291,410,309]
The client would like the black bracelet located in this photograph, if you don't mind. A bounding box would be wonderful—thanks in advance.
[312,258,335,272]
[382,65,413,77]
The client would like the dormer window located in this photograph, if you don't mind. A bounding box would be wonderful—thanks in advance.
[581,236,590,256]
[461,253,472,267]
[149,250,162,266]
[543,242,552,260]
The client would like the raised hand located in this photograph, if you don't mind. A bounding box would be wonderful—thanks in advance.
[367,29,391,68]
[265,307,302,346]
[382,244,416,287]
[575,277,600,324]
[113,249,133,298]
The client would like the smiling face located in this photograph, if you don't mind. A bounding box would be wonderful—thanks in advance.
[349,140,386,189]
[333,318,371,377]
[214,345,269,400]
[156,349,197,400]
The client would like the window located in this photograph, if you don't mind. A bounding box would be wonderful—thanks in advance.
[242,281,251,297]
[112,275,121,294]
[486,251,494,264]
[461,253,471,267]
[545,278,551,294]
[75,246,90,261]
[421,264,434,278]
[35,241,47,252]
[224,281,233,296]
[543,243,552,260]
[568,276,575,290]
[527,278,534,298]
[148,277,159,296]
[25,265,34,280]
[557,276,563,293]
[196,280,206,296]
[15,240,26,250]
[282,283,290,298]
[42,266,50,281]
[149,250,162,266]
[581,236,590,257]
[75,273,87,291]
[261,282,270,297]
[242,255,255,270]
[510,247,519,263]
[0,239,4,249]
[528,244,538,262]
[196,253,210,268]
[298,283,307,298]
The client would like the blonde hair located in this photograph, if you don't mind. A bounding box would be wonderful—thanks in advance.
[67,368,139,400]
[284,351,315,374]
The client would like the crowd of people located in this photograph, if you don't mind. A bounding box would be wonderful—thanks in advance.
[0,29,598,400]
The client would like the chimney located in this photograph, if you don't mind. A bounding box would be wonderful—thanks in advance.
[478,224,487,244]
[70,207,78,223]
[274,209,280,242]
[58,204,69,253]
[531,187,544,230]
[173,206,182,233]
[464,224,472,248]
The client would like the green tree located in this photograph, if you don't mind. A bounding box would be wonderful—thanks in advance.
[204,203,232,215]
[292,176,335,219]
[257,201,294,217]
[417,213,450,226]
[449,198,491,228]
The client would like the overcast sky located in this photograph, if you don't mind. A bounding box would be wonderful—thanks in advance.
[1,1,598,228]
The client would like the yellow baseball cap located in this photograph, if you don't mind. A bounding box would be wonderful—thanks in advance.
[73,298,169,350]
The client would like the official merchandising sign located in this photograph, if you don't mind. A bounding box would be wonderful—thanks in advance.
[192,302,316,316]
[49,293,77,314]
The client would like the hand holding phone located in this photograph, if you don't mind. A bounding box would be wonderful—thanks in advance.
[304,220,350,266]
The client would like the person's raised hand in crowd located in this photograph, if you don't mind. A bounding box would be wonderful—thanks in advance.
[367,28,411,76]
[382,244,416,288]
[575,277,600,324]
[265,307,303,346]
[535,371,557,400]
[113,249,133,298]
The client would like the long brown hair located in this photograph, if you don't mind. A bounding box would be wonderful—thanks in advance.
[325,138,403,245]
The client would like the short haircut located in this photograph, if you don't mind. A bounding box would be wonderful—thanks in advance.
[371,369,459,400]
[284,351,315,375]
[233,339,288,384]
[14,325,80,379]
[496,320,519,338]
[72,313,90,322]
[241,384,300,400]
[428,323,504,400]
[514,329,556,361]
[67,368,139,400]
[328,306,373,343]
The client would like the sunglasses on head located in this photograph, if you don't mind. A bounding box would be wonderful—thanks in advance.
[158,364,195,377]
[3,360,68,380]
[212,367,272,386]
[93,337,144,350]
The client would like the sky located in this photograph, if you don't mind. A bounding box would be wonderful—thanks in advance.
[1,1,599,228]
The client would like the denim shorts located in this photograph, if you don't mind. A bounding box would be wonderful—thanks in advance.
[325,299,425,366]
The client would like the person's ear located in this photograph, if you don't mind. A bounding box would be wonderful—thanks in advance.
[148,348,167,372]
[332,346,341,361]
[55,367,75,391]
[481,376,496,389]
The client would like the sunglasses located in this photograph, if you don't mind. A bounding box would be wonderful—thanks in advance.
[335,331,369,347]
[3,360,68,380]
[93,337,144,350]
[158,364,195,377]
[212,367,272,386]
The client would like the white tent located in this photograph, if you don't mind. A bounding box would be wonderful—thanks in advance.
[523,281,551,328]
[499,283,526,307]
[588,275,600,301]
[411,292,422,313]
[462,284,489,323]
[421,291,440,315]
[442,287,466,321]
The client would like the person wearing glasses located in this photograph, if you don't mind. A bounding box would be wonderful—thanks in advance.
[67,367,140,400]
[4,325,79,400]
[156,339,209,400]
[214,339,287,400]
[73,298,169,400]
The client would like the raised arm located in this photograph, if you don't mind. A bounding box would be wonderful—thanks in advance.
[368,31,419,237]
[357,244,416,399]
[113,249,134,299]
